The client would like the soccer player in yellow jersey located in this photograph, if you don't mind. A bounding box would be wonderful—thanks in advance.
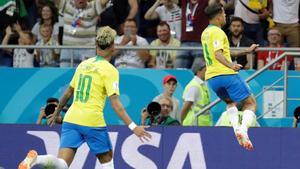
[201,3,258,150]
[18,26,151,169]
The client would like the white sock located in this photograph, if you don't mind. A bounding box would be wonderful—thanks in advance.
[35,154,68,169]
[102,159,114,169]
[241,110,256,131]
[227,106,239,130]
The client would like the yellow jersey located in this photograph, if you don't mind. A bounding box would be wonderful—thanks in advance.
[63,56,120,127]
[201,25,237,80]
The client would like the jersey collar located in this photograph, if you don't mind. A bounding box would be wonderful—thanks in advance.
[95,55,105,62]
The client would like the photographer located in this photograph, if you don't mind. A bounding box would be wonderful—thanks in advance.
[141,97,180,126]
[36,97,63,125]
[293,106,300,128]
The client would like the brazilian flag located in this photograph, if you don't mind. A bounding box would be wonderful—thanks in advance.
[0,0,27,17]
[18,0,27,17]
[0,0,16,12]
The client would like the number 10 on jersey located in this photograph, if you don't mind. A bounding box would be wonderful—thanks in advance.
[75,74,92,103]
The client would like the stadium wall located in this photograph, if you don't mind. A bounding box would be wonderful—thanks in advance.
[0,69,299,126]
[0,125,299,169]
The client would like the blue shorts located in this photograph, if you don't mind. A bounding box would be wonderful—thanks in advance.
[60,122,112,155]
[208,74,251,102]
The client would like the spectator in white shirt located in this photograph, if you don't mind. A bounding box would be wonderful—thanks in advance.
[113,19,151,68]
[144,0,181,40]
[2,25,36,68]
[153,75,181,122]
[270,0,300,70]
[57,0,108,67]
[31,4,59,41]
[35,24,60,67]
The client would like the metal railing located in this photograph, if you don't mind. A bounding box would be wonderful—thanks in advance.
[1,45,299,69]
[194,52,300,124]
[1,45,300,51]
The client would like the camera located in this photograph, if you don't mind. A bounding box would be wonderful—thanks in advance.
[44,103,58,117]
[145,102,162,125]
[147,102,161,117]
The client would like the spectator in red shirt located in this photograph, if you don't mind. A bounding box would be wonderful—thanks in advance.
[257,28,292,70]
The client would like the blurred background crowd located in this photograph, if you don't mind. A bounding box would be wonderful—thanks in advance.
[0,0,299,70]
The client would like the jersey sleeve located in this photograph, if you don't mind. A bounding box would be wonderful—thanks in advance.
[211,30,225,52]
[104,67,120,96]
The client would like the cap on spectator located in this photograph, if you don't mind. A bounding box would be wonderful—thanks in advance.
[163,75,177,84]
[96,26,116,49]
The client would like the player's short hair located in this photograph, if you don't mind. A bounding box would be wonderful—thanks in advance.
[96,26,116,50]
[204,3,224,20]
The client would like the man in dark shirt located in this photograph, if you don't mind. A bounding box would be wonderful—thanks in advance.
[228,16,255,69]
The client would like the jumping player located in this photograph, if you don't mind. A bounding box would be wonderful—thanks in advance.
[201,3,258,150]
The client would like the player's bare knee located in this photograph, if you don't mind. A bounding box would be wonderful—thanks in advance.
[58,148,76,167]
[242,96,256,111]
[97,150,113,163]
[224,98,234,105]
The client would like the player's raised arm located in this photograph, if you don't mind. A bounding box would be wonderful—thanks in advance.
[110,94,152,141]
[48,86,74,126]
[230,44,259,58]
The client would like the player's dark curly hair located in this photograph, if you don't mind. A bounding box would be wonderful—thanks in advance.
[204,3,223,20]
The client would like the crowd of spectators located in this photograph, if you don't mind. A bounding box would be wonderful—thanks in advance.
[0,0,299,70]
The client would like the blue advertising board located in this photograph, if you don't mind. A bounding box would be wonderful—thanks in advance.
[0,125,300,169]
